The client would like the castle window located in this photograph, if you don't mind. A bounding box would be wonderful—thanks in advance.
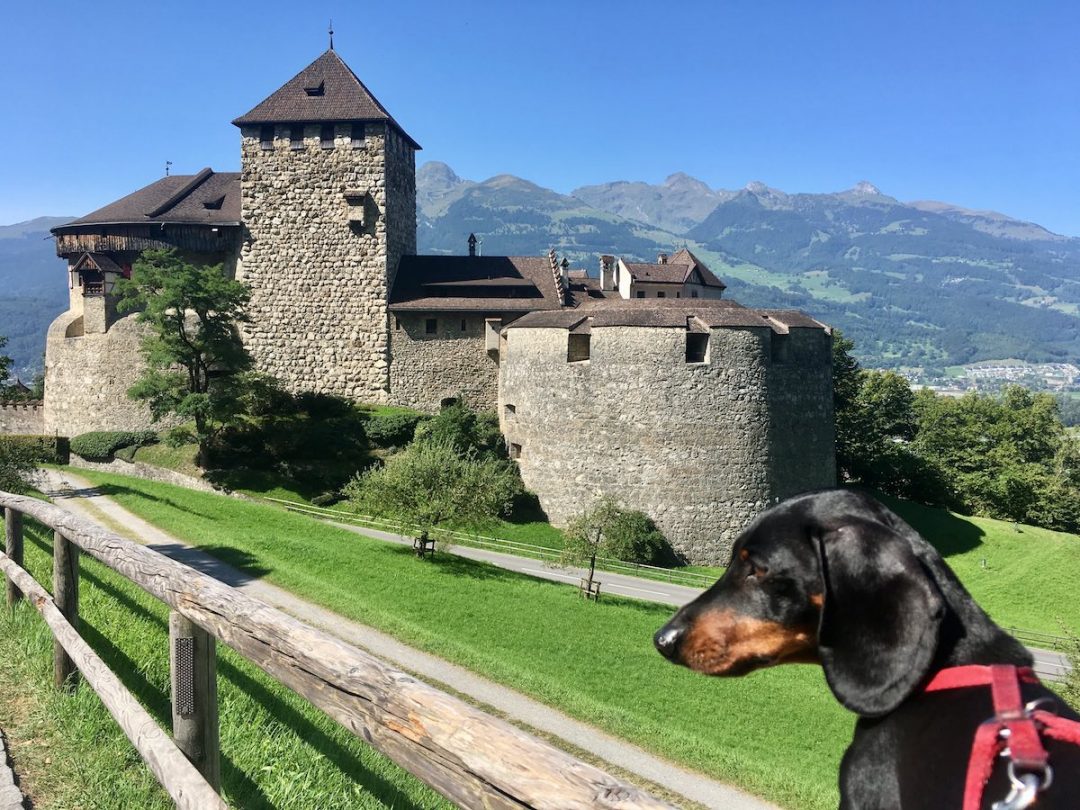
[657,291,666,298]
[425,318,437,335]
[260,125,273,150]
[505,403,516,416]
[351,124,365,148]
[304,81,325,97]
[676,292,681,298]
[394,317,401,331]
[203,195,225,211]
[686,333,710,364]
[460,319,468,332]
[290,125,304,150]
[691,290,699,299]
[771,333,790,364]
[567,333,591,363]
[635,290,645,299]
[509,443,522,460]
[320,124,335,149]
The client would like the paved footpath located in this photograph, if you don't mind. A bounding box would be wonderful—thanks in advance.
[39,468,775,810]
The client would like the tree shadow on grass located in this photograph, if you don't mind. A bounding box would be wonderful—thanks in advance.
[870,490,986,557]
[84,482,229,523]
[390,543,531,584]
[139,542,273,587]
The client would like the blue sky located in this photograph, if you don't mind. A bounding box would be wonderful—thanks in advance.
[2,0,1078,234]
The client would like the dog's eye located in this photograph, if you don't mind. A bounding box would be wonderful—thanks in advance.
[745,561,768,580]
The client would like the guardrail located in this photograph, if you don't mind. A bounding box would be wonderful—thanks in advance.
[1,491,674,809]
[261,497,718,589]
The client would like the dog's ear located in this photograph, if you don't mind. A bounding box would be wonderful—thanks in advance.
[815,518,944,717]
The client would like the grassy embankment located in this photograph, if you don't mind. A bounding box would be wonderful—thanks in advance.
[57,469,1080,808]
[0,517,450,810]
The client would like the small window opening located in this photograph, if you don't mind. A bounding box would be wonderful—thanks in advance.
[691,290,699,299]
[203,195,225,211]
[320,124,335,149]
[676,292,681,298]
[567,333,591,362]
[509,443,522,460]
[686,333,710,364]
[657,291,666,298]
[635,290,646,299]
[351,123,365,148]
[425,318,437,335]
[440,397,459,409]
[304,81,325,97]
[394,317,401,331]
[259,125,273,150]
[290,125,304,150]
[771,333,790,363]
[460,319,468,332]
[505,403,516,416]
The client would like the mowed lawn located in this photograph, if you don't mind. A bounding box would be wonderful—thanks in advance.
[0,518,449,810]
[73,469,851,810]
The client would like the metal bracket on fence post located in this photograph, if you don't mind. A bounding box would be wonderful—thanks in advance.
[169,611,221,791]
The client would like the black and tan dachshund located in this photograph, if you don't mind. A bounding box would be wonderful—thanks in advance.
[654,489,1080,809]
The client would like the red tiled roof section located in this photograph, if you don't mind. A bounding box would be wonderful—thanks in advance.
[232,49,420,148]
[53,170,241,230]
[390,255,564,312]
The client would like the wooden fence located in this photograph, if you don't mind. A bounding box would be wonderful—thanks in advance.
[0,491,674,810]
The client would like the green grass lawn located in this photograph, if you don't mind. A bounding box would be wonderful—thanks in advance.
[70,468,851,810]
[0,517,450,810]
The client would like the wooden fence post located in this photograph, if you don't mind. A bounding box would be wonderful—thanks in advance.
[169,611,220,792]
[4,508,22,607]
[53,530,79,690]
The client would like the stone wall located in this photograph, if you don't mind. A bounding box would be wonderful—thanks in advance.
[238,122,415,401]
[767,328,836,498]
[389,314,500,412]
[499,325,777,564]
[43,311,156,437]
[0,402,44,435]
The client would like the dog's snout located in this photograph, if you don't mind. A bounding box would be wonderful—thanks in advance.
[654,623,685,661]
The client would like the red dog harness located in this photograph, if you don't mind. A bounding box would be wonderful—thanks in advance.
[923,665,1080,809]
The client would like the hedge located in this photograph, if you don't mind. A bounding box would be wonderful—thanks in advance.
[0,434,70,464]
[362,411,426,449]
[70,430,157,462]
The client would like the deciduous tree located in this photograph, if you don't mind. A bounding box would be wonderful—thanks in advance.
[561,496,667,596]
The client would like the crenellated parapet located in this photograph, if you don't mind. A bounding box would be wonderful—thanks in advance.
[0,400,45,435]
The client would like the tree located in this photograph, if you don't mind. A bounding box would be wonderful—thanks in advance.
[0,334,12,392]
[832,330,864,481]
[117,249,253,466]
[561,496,667,596]
[343,439,522,545]
[0,441,32,494]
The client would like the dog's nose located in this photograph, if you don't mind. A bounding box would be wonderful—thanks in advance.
[654,624,685,660]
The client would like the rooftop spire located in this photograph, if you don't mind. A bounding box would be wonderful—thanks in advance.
[328,19,334,50]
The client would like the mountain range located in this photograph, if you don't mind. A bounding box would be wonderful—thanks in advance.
[4,166,1079,379]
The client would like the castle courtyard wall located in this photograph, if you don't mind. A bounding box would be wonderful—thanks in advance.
[389,314,499,412]
[238,123,405,401]
[0,402,45,435]
[43,311,156,437]
[499,325,775,564]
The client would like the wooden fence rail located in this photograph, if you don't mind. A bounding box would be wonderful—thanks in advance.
[0,493,674,810]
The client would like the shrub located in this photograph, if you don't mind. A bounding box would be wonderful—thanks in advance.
[413,401,504,457]
[363,410,425,449]
[70,430,157,461]
[0,434,70,465]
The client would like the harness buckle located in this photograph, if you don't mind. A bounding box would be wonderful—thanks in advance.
[991,763,1052,810]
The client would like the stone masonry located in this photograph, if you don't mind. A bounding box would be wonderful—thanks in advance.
[0,402,44,435]
[499,323,834,564]
[389,314,500,412]
[238,121,415,401]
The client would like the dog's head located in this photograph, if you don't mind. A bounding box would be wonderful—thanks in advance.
[654,489,946,716]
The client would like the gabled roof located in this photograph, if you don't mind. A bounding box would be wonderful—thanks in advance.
[72,252,122,274]
[622,249,726,289]
[390,255,563,312]
[232,49,420,148]
[53,170,241,231]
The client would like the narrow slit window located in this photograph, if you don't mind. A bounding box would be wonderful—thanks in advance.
[509,443,522,460]
[394,317,401,331]
[567,333,591,362]
[290,125,304,150]
[425,318,437,335]
[505,403,516,416]
[686,333,710,364]
[351,123,365,148]
[320,124,335,149]
[259,125,274,150]
[460,319,468,332]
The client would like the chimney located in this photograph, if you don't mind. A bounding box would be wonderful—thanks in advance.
[560,257,570,287]
[599,255,615,291]
[468,233,478,257]
[657,252,668,265]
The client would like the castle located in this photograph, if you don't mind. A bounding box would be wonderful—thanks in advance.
[37,47,835,563]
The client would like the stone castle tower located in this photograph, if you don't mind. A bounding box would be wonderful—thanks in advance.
[233,49,418,401]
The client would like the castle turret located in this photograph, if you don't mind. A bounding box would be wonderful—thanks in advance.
[233,49,419,399]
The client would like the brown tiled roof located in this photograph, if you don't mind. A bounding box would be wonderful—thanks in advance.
[232,49,420,148]
[53,170,241,231]
[624,249,726,289]
[390,255,564,312]
[506,298,825,331]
